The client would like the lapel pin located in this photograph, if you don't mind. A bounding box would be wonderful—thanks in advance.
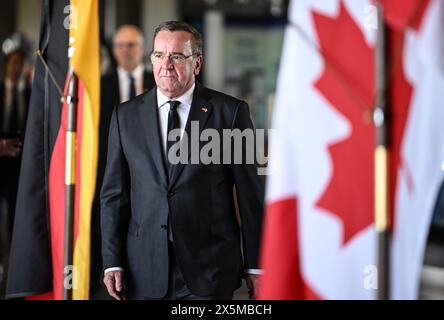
[201,107,208,113]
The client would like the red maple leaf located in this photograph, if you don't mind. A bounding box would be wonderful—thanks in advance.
[311,1,430,245]
[383,0,429,230]
[312,2,376,245]
[381,0,430,31]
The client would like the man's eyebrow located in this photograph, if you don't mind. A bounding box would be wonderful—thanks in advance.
[152,50,187,54]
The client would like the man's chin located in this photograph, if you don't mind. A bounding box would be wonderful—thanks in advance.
[159,85,181,97]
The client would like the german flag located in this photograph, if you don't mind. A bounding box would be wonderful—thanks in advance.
[7,0,99,300]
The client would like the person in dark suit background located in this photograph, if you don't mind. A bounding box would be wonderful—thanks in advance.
[0,49,31,298]
[101,21,264,300]
[0,49,31,140]
[101,24,156,108]
[90,25,156,297]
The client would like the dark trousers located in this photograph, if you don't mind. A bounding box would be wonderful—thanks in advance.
[138,241,233,300]
[164,241,209,300]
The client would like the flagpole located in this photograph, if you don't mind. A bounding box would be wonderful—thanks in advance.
[374,2,390,300]
[63,67,78,300]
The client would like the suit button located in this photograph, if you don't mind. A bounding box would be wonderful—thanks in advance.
[161,224,167,229]
[167,191,174,198]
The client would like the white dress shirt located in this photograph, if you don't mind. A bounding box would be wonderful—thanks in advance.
[156,84,194,156]
[117,64,145,103]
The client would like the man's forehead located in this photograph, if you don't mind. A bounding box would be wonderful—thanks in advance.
[114,29,141,43]
[154,31,192,47]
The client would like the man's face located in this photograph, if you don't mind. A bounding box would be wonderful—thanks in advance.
[151,30,202,99]
[6,52,25,83]
[113,27,145,72]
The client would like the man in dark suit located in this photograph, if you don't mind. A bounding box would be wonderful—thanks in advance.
[91,25,156,296]
[101,21,264,300]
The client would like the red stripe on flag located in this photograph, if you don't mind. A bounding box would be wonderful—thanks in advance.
[259,197,320,299]
[46,79,70,300]
[25,292,54,300]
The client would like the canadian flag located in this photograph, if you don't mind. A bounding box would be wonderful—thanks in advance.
[259,0,444,299]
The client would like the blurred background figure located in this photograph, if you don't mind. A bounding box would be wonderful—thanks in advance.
[103,24,155,105]
[90,24,156,298]
[0,33,32,299]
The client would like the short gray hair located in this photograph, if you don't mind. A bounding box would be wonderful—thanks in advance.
[153,21,202,56]
[114,24,145,46]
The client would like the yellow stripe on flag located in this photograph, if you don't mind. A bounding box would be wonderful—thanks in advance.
[69,0,100,300]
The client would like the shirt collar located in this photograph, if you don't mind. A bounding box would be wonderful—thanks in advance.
[117,64,144,79]
[157,83,195,109]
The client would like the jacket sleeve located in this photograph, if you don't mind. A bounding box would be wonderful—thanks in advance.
[230,101,265,270]
[100,107,131,270]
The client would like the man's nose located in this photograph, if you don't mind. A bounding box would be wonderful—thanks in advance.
[161,56,174,69]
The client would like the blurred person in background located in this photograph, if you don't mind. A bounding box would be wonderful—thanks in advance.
[0,47,32,299]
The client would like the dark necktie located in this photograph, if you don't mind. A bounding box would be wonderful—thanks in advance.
[166,100,180,242]
[166,100,181,178]
[128,74,136,100]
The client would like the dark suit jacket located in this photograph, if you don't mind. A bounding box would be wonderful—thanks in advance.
[0,80,31,263]
[90,69,156,292]
[0,80,31,184]
[0,81,31,138]
[100,83,264,298]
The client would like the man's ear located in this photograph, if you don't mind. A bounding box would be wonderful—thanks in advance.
[194,55,203,76]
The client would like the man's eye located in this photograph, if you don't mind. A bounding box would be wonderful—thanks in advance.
[154,53,163,59]
[171,55,181,61]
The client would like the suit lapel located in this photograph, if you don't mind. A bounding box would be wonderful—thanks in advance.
[142,71,155,92]
[137,88,168,187]
[111,70,121,104]
[169,84,213,188]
